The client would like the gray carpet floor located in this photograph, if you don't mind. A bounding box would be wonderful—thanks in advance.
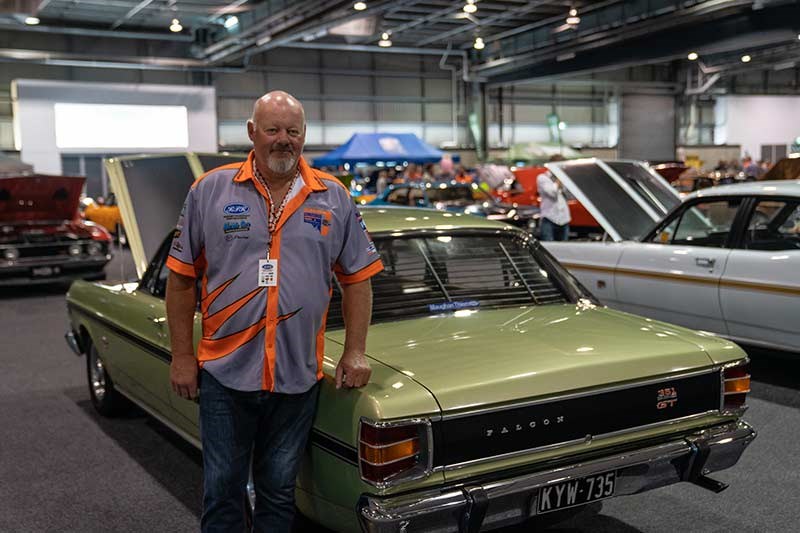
[0,249,798,532]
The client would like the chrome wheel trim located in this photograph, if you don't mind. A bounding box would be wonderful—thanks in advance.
[89,348,107,401]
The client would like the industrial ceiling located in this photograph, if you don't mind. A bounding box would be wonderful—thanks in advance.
[0,0,799,86]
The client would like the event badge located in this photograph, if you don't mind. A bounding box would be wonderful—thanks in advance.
[258,259,278,287]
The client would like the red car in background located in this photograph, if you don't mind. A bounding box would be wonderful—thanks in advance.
[0,173,112,286]
[493,166,601,237]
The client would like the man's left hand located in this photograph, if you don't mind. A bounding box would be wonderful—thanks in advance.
[335,350,372,389]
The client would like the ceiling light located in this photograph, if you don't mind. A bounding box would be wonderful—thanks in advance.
[558,121,567,130]
[473,37,484,50]
[741,54,751,63]
[354,1,367,10]
[687,52,699,61]
[569,8,578,17]
[169,18,182,32]
[463,0,477,14]
[566,16,580,25]
[378,32,392,47]
[24,16,40,25]
[223,15,238,29]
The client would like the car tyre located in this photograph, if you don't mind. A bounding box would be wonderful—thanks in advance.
[86,339,127,416]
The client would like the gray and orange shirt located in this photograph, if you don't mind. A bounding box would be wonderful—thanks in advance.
[166,151,384,393]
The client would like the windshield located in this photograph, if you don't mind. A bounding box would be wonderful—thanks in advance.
[327,231,574,328]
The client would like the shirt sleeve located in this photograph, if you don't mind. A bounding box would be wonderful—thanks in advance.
[166,185,206,279]
[334,202,384,285]
[537,172,559,200]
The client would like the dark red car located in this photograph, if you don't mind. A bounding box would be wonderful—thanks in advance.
[0,172,112,286]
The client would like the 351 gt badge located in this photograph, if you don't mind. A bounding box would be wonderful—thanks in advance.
[656,387,678,409]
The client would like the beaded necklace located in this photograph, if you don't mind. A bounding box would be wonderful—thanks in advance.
[252,159,297,258]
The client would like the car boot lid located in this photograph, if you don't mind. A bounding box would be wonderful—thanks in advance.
[326,304,742,413]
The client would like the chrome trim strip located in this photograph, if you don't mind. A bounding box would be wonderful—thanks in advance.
[441,367,719,420]
[114,384,202,450]
[443,410,722,472]
[361,454,421,467]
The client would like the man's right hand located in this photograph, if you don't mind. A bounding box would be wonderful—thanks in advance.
[170,353,198,400]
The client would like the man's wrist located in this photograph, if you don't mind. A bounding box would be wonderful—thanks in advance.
[172,351,196,362]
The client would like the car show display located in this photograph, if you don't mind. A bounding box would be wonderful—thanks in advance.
[0,168,112,286]
[544,159,800,353]
[64,154,755,532]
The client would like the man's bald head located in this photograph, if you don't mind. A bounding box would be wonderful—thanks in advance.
[250,90,305,129]
[247,90,307,180]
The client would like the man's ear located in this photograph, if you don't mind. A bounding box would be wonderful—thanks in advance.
[246,120,255,142]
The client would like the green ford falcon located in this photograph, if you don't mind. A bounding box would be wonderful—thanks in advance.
[65,154,755,532]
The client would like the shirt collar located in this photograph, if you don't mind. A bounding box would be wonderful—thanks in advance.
[234,150,327,192]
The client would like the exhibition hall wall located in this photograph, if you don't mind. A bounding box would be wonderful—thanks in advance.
[714,95,800,159]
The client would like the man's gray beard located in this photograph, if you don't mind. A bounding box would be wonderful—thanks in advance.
[267,154,297,175]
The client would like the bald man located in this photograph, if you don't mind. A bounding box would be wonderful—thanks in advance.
[165,91,383,532]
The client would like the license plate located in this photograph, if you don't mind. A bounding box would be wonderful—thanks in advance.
[31,266,60,277]
[537,471,616,514]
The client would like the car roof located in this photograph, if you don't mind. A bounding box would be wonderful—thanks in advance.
[687,179,800,199]
[359,206,516,233]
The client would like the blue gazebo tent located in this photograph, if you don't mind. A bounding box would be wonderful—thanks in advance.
[313,133,447,167]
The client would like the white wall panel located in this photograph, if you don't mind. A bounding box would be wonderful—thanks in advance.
[512,125,551,144]
[218,98,253,120]
[424,125,458,146]
[514,104,549,122]
[377,102,421,122]
[267,72,321,95]
[424,103,452,123]
[375,77,421,97]
[323,100,372,121]
[374,123,424,138]
[424,78,451,98]
[620,94,675,160]
[215,72,265,94]
[714,96,800,158]
[324,75,372,96]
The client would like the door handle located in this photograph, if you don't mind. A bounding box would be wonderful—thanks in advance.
[695,257,716,268]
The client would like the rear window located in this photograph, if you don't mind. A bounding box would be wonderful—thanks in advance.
[327,232,571,328]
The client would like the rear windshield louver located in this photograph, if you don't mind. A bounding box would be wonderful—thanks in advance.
[327,232,568,329]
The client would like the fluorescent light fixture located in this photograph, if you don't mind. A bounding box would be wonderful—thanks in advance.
[463,1,477,14]
[473,36,485,50]
[378,32,391,47]
[569,8,578,16]
[329,17,376,37]
[170,18,182,32]
[223,16,238,29]
[24,16,40,25]
[741,54,751,63]
[687,52,699,60]
[354,1,367,10]
[566,16,580,24]
[54,103,189,149]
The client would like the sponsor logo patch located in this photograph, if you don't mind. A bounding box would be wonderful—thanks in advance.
[224,203,250,215]
[224,220,251,234]
[303,208,332,236]
[355,210,378,255]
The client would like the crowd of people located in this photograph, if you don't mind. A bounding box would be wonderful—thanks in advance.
[714,156,774,179]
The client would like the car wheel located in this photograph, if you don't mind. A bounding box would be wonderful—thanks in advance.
[86,339,127,416]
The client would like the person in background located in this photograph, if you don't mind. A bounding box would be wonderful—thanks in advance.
[454,164,472,183]
[536,168,571,241]
[376,170,389,194]
[742,157,761,179]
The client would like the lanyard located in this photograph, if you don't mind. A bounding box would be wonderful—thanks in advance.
[253,160,297,259]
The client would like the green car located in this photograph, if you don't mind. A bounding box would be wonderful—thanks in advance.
[65,154,755,532]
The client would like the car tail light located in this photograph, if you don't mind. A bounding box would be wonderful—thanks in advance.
[359,418,432,488]
[722,361,750,411]
[84,221,112,242]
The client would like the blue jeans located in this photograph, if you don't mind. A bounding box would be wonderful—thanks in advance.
[199,369,320,533]
[539,218,569,241]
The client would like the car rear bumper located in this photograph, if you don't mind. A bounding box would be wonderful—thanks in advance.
[357,420,755,532]
[0,256,109,286]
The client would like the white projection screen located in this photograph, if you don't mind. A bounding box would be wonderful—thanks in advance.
[54,103,189,150]
[12,79,217,174]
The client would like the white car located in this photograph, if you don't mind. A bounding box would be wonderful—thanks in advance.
[543,159,800,353]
